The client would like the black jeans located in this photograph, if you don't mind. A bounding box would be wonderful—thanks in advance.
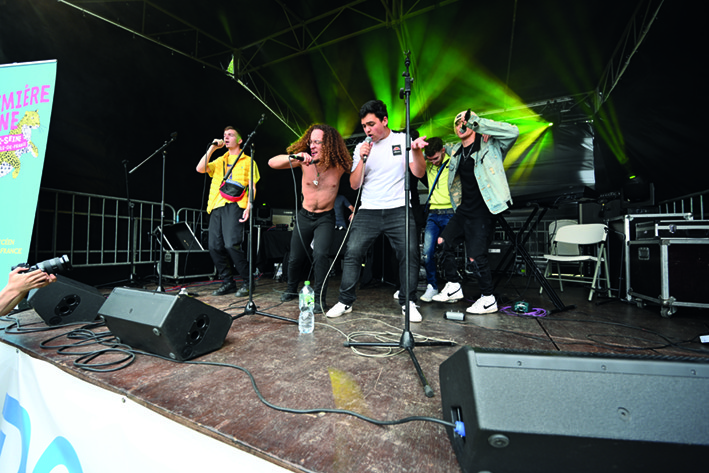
[286,208,335,302]
[208,203,249,283]
[338,207,419,307]
[438,212,495,295]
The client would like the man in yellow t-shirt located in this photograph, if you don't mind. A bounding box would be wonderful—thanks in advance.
[420,137,453,303]
[196,126,260,296]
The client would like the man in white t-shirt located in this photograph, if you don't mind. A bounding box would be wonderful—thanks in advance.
[326,100,428,322]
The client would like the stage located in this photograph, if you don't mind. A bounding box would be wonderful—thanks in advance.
[2,274,708,472]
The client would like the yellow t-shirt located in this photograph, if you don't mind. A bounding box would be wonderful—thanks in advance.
[206,151,260,213]
[425,160,452,210]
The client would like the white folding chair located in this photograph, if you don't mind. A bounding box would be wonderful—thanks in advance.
[540,223,610,301]
[539,220,578,295]
[547,219,578,257]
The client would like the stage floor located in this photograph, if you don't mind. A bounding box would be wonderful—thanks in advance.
[2,274,708,472]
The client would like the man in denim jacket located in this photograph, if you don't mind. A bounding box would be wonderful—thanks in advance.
[432,110,519,314]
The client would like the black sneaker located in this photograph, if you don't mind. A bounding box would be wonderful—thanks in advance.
[212,281,236,296]
[235,284,251,297]
[280,292,297,302]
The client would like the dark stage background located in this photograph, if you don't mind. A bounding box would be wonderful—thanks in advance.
[1,1,705,214]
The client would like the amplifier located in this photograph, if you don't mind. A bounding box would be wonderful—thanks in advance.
[272,208,295,229]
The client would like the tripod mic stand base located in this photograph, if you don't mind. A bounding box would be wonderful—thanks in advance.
[345,329,454,398]
[232,300,298,324]
[243,300,257,315]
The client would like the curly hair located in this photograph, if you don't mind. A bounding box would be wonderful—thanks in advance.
[287,124,352,172]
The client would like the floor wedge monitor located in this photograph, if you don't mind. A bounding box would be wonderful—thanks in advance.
[439,346,709,473]
[29,275,104,326]
[99,287,232,361]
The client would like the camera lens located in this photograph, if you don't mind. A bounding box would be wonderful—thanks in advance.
[35,255,71,274]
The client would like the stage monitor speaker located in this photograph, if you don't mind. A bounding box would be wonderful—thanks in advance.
[99,287,232,361]
[28,275,104,326]
[160,222,204,251]
[439,346,709,473]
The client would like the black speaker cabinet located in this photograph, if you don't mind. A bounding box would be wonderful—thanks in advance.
[439,346,709,473]
[99,287,232,361]
[28,275,104,326]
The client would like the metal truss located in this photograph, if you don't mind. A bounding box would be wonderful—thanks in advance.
[594,0,665,112]
[57,0,461,137]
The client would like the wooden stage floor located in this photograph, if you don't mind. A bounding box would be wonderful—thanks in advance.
[2,273,708,472]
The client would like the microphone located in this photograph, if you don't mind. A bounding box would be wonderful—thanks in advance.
[211,139,224,146]
[289,154,320,164]
[460,109,471,133]
[361,136,373,158]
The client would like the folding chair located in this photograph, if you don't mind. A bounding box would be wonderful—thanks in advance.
[540,223,610,301]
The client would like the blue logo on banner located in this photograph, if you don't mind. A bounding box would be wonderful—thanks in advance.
[0,394,83,473]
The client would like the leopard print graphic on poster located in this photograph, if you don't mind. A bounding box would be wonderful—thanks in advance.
[0,110,40,179]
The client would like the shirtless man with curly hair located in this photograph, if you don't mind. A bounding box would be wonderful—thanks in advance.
[268,124,352,312]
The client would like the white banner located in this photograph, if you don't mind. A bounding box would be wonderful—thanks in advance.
[0,342,288,472]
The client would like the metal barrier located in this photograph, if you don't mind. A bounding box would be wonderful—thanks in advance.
[30,188,177,269]
[659,190,708,220]
[32,187,705,279]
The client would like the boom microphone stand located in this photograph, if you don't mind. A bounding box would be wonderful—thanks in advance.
[130,131,178,292]
[344,52,453,398]
[117,159,139,286]
[233,115,296,324]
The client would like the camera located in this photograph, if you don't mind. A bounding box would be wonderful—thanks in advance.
[11,255,72,275]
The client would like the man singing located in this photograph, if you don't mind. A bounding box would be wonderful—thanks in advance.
[196,126,260,297]
[432,110,519,314]
[268,124,352,312]
[326,100,428,322]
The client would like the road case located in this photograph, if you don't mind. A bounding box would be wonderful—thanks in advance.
[160,250,215,280]
[635,220,709,240]
[608,213,693,301]
[628,238,709,317]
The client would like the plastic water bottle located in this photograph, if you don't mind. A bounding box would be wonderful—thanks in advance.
[298,281,315,334]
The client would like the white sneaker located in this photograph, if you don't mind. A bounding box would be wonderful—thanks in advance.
[419,284,439,302]
[432,282,463,303]
[466,295,498,314]
[393,290,400,299]
[401,301,422,323]
[326,302,353,318]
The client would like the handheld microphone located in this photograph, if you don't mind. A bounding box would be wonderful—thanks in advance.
[361,136,373,158]
[289,154,320,164]
[459,109,471,133]
[211,139,224,146]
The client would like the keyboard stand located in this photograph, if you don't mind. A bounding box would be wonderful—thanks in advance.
[495,207,575,313]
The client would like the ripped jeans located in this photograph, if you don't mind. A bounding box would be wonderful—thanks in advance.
[436,212,495,295]
[422,211,454,290]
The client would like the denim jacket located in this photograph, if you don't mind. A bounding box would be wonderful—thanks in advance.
[444,112,519,215]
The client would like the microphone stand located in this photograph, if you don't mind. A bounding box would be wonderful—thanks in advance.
[122,159,139,286]
[344,52,453,398]
[232,115,296,324]
[130,132,178,292]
